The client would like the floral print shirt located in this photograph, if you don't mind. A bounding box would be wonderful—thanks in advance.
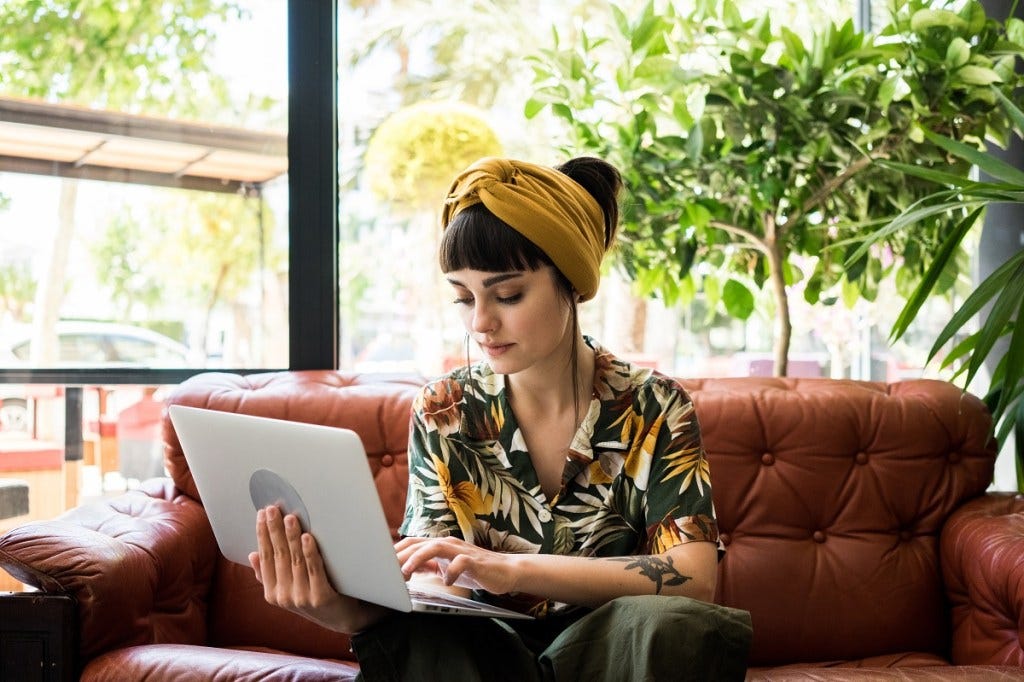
[400,337,721,616]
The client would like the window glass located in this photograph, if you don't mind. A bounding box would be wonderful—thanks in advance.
[337,0,960,382]
[0,0,288,371]
[59,336,109,365]
[0,1,289,529]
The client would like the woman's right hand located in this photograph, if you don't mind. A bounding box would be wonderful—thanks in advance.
[248,505,385,633]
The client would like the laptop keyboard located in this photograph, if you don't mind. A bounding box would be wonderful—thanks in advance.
[407,585,491,610]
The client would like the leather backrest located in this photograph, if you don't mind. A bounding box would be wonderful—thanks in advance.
[163,372,997,664]
[678,377,996,664]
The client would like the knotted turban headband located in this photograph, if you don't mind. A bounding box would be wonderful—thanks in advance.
[441,157,607,301]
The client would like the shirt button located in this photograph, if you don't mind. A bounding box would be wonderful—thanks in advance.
[538,509,552,522]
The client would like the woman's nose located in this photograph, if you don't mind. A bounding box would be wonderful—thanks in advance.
[471,302,496,333]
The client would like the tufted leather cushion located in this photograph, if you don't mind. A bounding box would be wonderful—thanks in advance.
[746,664,1024,680]
[159,372,1000,668]
[0,478,216,662]
[164,370,421,515]
[2,370,1018,679]
[941,493,1024,666]
[676,378,996,665]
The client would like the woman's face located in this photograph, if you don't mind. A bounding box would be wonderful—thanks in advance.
[445,266,574,376]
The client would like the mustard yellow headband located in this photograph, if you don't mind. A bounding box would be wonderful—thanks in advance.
[441,157,606,301]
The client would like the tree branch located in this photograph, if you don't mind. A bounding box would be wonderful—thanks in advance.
[709,221,771,254]
[788,146,889,230]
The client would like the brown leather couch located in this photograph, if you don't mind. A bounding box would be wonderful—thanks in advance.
[1,371,1023,680]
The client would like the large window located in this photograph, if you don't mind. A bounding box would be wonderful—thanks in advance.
[332,0,964,382]
[0,1,290,374]
[0,2,335,511]
[0,0,1016,506]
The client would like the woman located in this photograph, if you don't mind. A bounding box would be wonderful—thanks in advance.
[250,156,752,681]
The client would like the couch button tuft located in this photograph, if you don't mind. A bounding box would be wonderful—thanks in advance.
[381,454,394,467]
[855,452,869,465]
[812,530,826,543]
[948,452,962,464]
[761,453,775,465]
[899,530,913,542]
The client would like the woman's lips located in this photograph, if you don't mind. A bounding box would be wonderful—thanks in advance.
[480,342,513,358]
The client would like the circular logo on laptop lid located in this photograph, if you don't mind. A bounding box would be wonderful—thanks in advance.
[249,468,311,533]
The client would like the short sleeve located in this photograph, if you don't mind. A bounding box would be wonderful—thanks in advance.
[398,388,461,539]
[640,378,722,555]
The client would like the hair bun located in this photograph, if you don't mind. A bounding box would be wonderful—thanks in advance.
[555,157,622,249]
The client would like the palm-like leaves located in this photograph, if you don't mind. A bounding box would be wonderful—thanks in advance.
[853,89,1024,488]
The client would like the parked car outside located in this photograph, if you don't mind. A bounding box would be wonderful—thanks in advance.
[0,321,191,432]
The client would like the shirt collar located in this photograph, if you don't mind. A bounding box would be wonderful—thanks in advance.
[457,337,646,458]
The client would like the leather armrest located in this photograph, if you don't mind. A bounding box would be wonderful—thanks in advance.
[84,644,359,681]
[0,478,218,661]
[941,491,1024,666]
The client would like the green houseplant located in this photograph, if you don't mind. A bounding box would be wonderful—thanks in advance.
[526,0,1023,375]
[851,86,1024,487]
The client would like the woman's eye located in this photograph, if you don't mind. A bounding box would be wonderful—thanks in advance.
[497,293,523,304]
[452,297,473,306]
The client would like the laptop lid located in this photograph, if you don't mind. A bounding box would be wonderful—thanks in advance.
[168,404,416,613]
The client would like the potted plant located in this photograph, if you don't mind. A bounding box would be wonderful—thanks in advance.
[525,0,1023,376]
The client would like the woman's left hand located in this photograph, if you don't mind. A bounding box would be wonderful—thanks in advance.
[395,536,520,595]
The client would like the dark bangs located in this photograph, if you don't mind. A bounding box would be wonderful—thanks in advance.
[439,203,552,274]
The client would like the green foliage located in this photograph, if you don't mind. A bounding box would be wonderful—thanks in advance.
[0,262,35,321]
[852,88,1024,489]
[90,211,164,319]
[86,190,281,353]
[526,0,1022,372]
[0,0,275,356]
[0,0,243,118]
[342,0,612,109]
[364,100,502,212]
[165,192,275,308]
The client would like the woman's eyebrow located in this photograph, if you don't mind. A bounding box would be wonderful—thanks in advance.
[446,273,524,289]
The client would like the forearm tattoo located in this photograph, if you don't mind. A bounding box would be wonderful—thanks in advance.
[606,555,692,594]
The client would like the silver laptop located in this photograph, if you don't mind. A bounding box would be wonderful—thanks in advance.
[167,404,531,620]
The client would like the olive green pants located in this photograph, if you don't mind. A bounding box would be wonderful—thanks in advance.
[351,595,752,681]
